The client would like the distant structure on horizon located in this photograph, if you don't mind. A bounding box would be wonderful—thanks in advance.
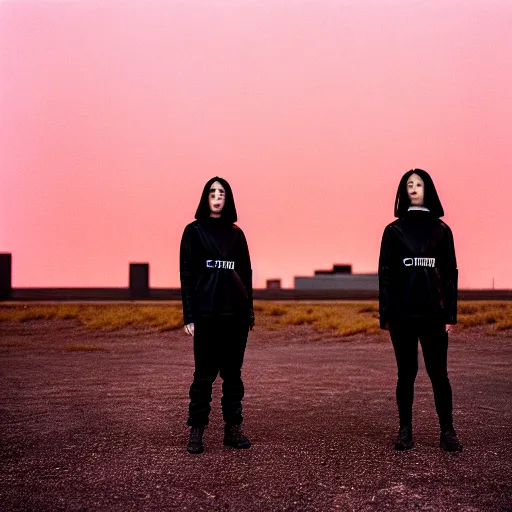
[3,252,511,301]
[0,253,12,300]
[294,264,378,291]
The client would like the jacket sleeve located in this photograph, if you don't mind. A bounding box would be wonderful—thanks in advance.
[439,226,458,324]
[378,226,392,329]
[179,226,195,325]
[238,230,254,326]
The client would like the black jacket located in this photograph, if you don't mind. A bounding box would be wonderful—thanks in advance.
[378,210,458,328]
[180,217,254,325]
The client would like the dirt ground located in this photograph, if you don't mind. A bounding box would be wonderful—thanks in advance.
[0,320,511,512]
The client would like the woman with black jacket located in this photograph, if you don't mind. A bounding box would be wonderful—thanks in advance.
[379,169,462,452]
[180,177,254,454]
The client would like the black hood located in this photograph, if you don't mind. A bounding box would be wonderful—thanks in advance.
[394,168,444,218]
[195,176,238,223]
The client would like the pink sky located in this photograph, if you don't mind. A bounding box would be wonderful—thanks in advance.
[1,0,511,289]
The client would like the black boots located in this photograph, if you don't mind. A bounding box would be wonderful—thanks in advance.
[224,423,251,449]
[187,424,251,453]
[440,426,463,452]
[187,426,204,454]
[394,423,463,452]
[394,424,414,451]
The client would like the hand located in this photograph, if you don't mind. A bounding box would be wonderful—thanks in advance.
[184,323,195,336]
[445,324,453,333]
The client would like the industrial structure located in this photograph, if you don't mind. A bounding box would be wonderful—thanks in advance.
[1,253,510,301]
[294,264,378,291]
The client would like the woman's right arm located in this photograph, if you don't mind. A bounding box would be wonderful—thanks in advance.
[180,227,195,327]
[378,227,392,330]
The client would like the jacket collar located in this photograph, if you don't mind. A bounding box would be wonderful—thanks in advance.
[408,206,430,212]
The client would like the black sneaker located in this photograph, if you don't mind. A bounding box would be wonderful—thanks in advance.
[224,424,251,449]
[187,426,204,454]
[394,424,414,451]
[440,427,463,452]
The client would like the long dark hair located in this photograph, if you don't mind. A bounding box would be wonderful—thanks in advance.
[394,169,444,218]
[195,176,238,223]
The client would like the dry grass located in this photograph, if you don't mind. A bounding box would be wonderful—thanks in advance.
[255,301,512,335]
[0,304,184,332]
[253,302,381,336]
[0,301,511,336]
[457,302,512,331]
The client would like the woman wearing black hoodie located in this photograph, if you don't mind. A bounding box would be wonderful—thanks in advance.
[180,177,254,454]
[379,169,462,452]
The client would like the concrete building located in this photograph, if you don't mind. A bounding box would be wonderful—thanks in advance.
[0,253,12,300]
[294,263,378,291]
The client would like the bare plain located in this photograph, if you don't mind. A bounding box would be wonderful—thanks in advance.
[1,315,511,511]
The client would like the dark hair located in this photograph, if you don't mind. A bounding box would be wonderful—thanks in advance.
[195,176,238,223]
[394,168,444,218]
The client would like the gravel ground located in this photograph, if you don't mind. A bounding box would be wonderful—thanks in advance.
[0,320,511,512]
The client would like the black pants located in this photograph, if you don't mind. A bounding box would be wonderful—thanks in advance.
[389,319,453,429]
[187,315,249,428]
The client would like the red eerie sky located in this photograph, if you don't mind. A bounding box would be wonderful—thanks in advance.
[1,0,511,289]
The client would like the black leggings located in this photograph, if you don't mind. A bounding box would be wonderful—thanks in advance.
[389,319,453,429]
[187,315,249,428]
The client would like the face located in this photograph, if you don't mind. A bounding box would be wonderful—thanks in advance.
[208,181,226,217]
[407,173,424,206]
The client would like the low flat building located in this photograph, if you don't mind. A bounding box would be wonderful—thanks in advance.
[295,274,378,290]
[294,263,378,290]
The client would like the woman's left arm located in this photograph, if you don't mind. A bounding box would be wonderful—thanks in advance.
[440,225,458,325]
[238,230,255,329]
